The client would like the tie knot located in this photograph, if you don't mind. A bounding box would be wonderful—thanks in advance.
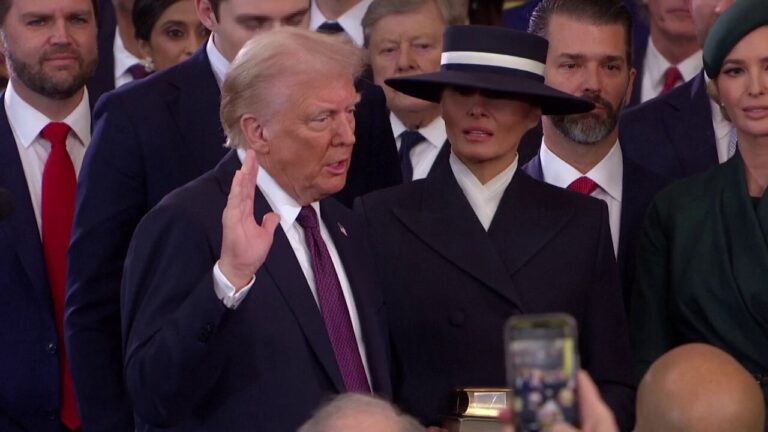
[296,205,320,230]
[662,67,683,93]
[41,122,72,147]
[318,21,344,34]
[567,176,599,195]
[400,130,426,154]
[127,63,151,80]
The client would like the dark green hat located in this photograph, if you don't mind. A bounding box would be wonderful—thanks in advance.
[703,0,768,78]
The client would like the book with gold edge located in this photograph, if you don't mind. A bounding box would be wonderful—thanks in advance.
[454,388,513,418]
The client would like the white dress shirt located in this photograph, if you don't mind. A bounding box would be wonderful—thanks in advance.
[206,36,230,89]
[113,29,145,88]
[704,74,736,163]
[449,153,517,231]
[309,0,373,46]
[212,149,371,385]
[391,113,446,181]
[540,142,623,256]
[640,37,702,103]
[5,81,91,232]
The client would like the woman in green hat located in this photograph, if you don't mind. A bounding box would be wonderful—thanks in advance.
[631,0,768,413]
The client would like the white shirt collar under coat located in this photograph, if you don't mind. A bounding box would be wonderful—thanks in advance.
[390,112,446,151]
[309,0,372,46]
[449,152,517,231]
[539,140,623,203]
[207,36,230,88]
[5,80,91,149]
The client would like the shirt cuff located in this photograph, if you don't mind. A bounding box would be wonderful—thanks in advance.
[212,261,255,309]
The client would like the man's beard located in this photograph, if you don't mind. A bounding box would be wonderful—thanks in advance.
[3,40,97,100]
[549,92,623,145]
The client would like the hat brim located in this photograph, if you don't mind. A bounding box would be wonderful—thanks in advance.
[385,70,594,115]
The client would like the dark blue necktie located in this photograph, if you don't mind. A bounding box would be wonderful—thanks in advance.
[399,130,426,182]
[318,21,345,34]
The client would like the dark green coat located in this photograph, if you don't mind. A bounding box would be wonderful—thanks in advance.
[631,154,768,395]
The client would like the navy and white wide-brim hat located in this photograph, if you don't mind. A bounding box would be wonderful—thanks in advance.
[385,25,594,115]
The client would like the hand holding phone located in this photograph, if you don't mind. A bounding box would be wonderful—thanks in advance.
[504,314,580,432]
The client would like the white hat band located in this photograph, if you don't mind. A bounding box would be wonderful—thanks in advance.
[441,51,545,77]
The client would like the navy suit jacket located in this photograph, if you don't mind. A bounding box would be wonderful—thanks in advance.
[522,153,668,311]
[620,71,718,179]
[356,165,635,431]
[87,0,117,107]
[121,151,391,430]
[0,96,64,431]
[66,45,399,431]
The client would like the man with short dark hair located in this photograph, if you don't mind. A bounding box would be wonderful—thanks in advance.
[0,0,97,430]
[524,0,667,314]
[121,28,391,430]
[66,0,398,429]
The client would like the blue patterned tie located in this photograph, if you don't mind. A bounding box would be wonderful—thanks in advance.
[296,206,370,393]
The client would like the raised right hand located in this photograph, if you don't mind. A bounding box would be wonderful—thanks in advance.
[219,150,280,290]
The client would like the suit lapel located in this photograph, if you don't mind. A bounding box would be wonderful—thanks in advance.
[521,153,544,181]
[668,73,718,176]
[488,171,575,279]
[321,200,390,396]
[171,47,228,175]
[0,98,52,313]
[393,165,524,311]
[426,140,451,179]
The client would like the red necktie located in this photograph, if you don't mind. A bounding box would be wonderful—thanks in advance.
[661,67,683,94]
[40,122,80,429]
[127,63,151,80]
[296,206,371,393]
[567,176,599,195]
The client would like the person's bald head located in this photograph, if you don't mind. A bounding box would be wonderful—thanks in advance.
[635,343,765,432]
[298,394,424,432]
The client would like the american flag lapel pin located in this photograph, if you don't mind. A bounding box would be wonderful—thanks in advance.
[338,222,348,237]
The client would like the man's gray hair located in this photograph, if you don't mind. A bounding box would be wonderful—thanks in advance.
[220,27,364,149]
[362,0,468,47]
[298,394,425,432]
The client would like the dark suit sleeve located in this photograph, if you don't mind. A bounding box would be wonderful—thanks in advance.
[582,202,636,432]
[121,203,230,427]
[630,199,673,380]
[0,409,25,432]
[65,93,144,431]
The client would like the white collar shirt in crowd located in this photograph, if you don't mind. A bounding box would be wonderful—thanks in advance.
[309,0,372,46]
[211,149,372,386]
[449,152,518,231]
[207,36,230,88]
[5,80,91,233]
[113,28,145,88]
[640,36,702,103]
[539,141,623,257]
[391,113,447,181]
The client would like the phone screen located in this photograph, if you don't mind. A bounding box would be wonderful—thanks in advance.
[505,315,579,432]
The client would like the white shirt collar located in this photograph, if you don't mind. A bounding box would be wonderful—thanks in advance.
[539,140,623,203]
[309,0,372,46]
[206,36,231,88]
[113,28,143,80]
[236,149,319,232]
[4,80,91,149]
[644,37,702,86]
[449,152,517,231]
[390,112,446,150]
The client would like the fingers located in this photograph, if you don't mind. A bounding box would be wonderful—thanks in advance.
[261,212,280,235]
[576,371,618,432]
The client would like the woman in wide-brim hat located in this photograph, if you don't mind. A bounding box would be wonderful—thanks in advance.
[356,25,636,429]
[631,0,768,413]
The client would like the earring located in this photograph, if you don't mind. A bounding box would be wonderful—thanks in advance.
[141,57,154,73]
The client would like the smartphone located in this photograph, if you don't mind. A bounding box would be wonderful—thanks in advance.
[504,313,579,432]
